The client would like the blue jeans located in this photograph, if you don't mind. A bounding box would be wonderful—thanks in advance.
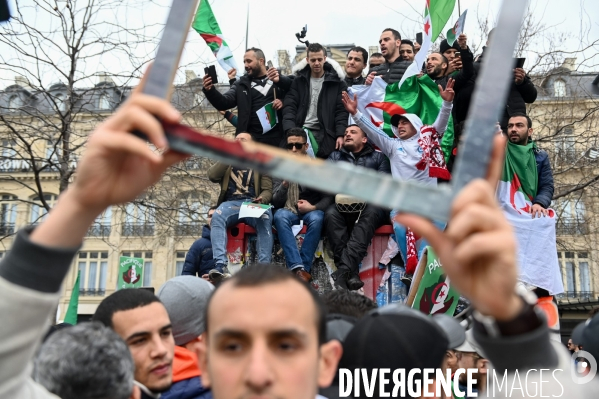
[274,208,324,273]
[211,200,274,266]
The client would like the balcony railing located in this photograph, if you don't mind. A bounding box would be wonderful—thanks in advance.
[87,224,111,237]
[556,291,593,300]
[556,218,588,235]
[175,222,202,236]
[0,223,15,235]
[79,288,106,296]
[122,223,155,236]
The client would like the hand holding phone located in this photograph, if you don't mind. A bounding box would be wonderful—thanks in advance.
[204,65,218,84]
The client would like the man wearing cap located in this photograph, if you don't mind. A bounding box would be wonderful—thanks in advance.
[452,330,486,398]
[157,276,214,399]
[342,81,454,285]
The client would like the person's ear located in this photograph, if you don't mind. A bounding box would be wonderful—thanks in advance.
[197,338,211,387]
[129,385,141,399]
[318,340,343,388]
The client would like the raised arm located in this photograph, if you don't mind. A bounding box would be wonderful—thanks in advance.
[432,78,455,136]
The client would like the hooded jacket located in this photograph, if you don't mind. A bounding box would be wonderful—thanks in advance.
[282,60,348,159]
[161,346,212,399]
[181,225,215,276]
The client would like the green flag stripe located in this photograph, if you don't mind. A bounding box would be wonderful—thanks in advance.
[64,271,80,324]
[192,0,223,35]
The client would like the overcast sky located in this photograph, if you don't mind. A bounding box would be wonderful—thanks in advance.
[2,0,598,88]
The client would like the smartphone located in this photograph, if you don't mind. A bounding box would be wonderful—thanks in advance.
[515,57,526,69]
[416,32,423,45]
[454,52,461,59]
[266,60,273,70]
[204,65,218,82]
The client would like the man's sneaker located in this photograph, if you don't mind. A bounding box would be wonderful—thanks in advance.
[209,269,231,285]
[294,268,312,283]
[347,274,364,291]
[400,273,413,290]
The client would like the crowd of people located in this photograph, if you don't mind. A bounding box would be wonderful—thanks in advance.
[2,25,595,399]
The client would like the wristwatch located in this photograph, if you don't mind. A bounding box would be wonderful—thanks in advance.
[473,291,544,338]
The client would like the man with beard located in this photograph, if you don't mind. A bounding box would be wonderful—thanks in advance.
[344,46,368,87]
[202,47,291,147]
[367,28,412,84]
[325,124,390,290]
[426,52,449,86]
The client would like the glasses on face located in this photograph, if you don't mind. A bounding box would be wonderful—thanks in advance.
[286,142,306,150]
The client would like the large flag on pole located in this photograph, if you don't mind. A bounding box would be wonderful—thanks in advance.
[497,142,564,295]
[192,0,239,73]
[397,4,433,89]
[425,0,457,42]
[348,74,455,161]
[63,271,80,324]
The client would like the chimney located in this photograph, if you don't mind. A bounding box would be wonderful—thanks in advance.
[369,46,379,56]
[562,58,576,72]
[97,72,114,84]
[15,75,30,88]
[185,70,197,83]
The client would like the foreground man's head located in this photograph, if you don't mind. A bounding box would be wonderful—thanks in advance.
[199,265,342,399]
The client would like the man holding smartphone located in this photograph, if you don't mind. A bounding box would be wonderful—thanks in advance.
[202,47,292,147]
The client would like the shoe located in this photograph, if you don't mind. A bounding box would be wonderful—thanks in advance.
[209,269,231,285]
[401,273,413,290]
[294,268,312,283]
[347,274,364,291]
[331,269,350,290]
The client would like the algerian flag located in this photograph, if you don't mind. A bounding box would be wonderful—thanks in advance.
[497,141,564,295]
[303,128,318,158]
[348,74,455,161]
[256,102,278,134]
[424,0,456,42]
[118,256,144,289]
[192,0,239,73]
[397,3,432,89]
[446,9,468,46]
[63,271,80,324]
[411,247,460,316]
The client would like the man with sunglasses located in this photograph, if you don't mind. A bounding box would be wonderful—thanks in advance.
[272,128,332,282]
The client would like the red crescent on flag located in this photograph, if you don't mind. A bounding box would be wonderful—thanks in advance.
[432,282,449,304]
[200,33,223,46]
[365,102,406,127]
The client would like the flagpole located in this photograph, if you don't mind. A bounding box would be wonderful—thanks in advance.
[244,2,249,50]
[458,0,461,16]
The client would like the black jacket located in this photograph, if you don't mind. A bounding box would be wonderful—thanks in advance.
[327,142,391,174]
[474,47,538,129]
[203,74,292,142]
[344,75,366,87]
[181,225,215,277]
[533,148,554,208]
[282,63,348,158]
[369,58,412,84]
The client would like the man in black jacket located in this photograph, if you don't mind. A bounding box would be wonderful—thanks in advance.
[272,129,333,282]
[366,28,412,85]
[344,46,368,87]
[283,43,348,159]
[202,47,291,147]
[325,124,391,290]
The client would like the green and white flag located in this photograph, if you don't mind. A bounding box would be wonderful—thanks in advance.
[424,0,457,42]
[412,247,460,316]
[118,256,144,289]
[192,0,239,72]
[497,141,538,214]
[446,9,468,46]
[63,271,80,324]
[256,102,278,133]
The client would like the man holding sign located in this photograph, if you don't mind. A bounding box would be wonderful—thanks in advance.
[208,133,274,274]
[203,47,291,147]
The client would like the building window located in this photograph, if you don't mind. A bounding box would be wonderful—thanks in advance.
[30,194,58,224]
[555,198,586,235]
[0,194,17,235]
[176,191,211,235]
[8,95,23,111]
[123,203,155,236]
[55,93,66,112]
[175,251,187,276]
[78,251,109,296]
[122,251,153,287]
[554,80,566,97]
[98,93,111,110]
[88,207,112,237]
[45,139,62,171]
[555,127,576,163]
[557,251,593,299]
